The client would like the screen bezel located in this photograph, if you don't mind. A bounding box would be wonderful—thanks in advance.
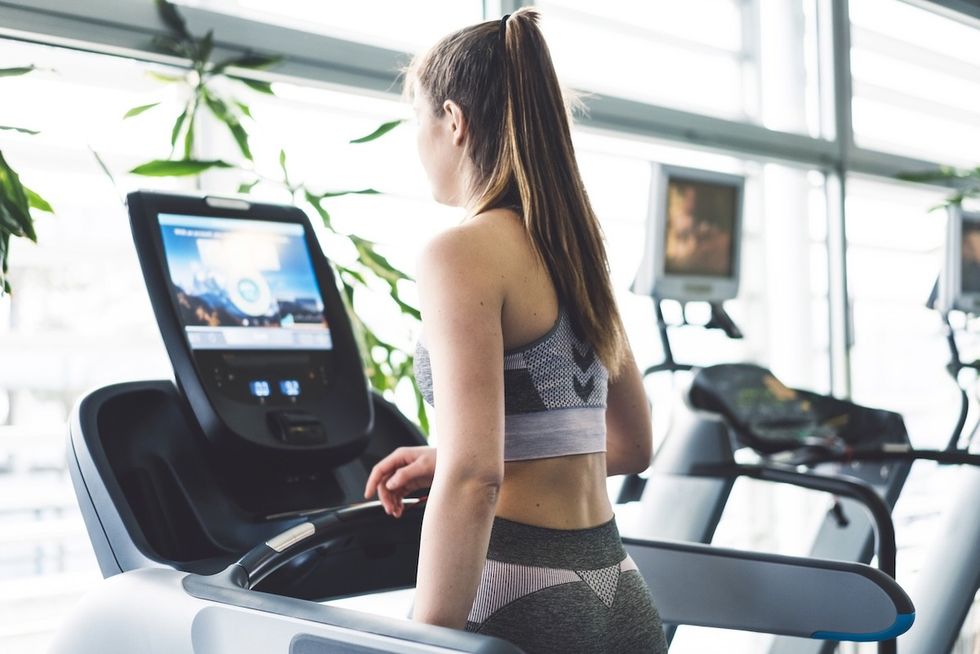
[633,163,744,303]
[128,190,373,455]
[943,204,980,314]
[138,195,337,362]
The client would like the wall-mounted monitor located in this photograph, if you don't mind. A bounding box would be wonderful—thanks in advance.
[633,164,744,302]
[941,204,980,314]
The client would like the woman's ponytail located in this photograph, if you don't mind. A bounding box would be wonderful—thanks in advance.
[409,8,628,374]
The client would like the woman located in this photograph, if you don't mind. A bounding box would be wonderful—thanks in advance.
[363,8,668,653]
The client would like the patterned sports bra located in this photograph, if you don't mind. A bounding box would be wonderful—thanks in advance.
[413,306,608,461]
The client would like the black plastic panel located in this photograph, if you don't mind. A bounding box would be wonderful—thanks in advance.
[75,379,427,599]
[127,191,372,465]
[688,363,911,454]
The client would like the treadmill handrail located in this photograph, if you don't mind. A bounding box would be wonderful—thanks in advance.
[691,463,898,579]
[232,499,426,589]
[188,526,913,645]
[212,499,912,644]
[622,536,914,642]
[799,447,980,468]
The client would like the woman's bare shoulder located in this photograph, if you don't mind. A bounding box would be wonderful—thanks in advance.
[417,209,526,284]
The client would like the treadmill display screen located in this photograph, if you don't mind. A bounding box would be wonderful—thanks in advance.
[961,217,980,295]
[663,176,737,278]
[158,213,332,350]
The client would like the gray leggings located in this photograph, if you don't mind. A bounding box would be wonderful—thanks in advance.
[464,517,668,654]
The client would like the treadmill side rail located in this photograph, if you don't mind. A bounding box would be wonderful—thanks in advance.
[52,568,522,654]
[624,537,914,641]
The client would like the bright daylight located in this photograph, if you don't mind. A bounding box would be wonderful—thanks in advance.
[0,1,979,653]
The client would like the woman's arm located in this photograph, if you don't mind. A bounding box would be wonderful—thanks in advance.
[411,227,505,629]
[605,343,653,476]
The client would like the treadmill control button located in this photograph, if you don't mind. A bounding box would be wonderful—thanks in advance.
[279,379,301,397]
[269,410,327,445]
[249,380,271,397]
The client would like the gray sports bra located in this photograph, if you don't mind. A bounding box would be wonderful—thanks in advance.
[413,307,608,461]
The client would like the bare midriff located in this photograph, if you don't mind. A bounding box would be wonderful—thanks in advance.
[495,452,614,529]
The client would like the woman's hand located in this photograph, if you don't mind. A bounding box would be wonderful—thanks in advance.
[364,446,436,518]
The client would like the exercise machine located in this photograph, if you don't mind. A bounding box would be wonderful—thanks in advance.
[52,191,915,653]
[622,165,980,653]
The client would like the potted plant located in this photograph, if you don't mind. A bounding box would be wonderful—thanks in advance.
[0,65,54,295]
[107,1,426,427]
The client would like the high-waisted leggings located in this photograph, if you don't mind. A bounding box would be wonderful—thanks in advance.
[464,516,669,654]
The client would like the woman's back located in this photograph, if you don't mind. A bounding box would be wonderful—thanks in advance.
[462,207,614,530]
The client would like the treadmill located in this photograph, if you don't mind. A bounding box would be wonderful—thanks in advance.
[53,191,916,653]
[619,176,980,652]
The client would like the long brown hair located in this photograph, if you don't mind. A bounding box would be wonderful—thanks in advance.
[407,8,628,375]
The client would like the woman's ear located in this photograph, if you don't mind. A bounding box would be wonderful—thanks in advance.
[442,99,468,147]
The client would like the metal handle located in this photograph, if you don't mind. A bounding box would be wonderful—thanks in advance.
[223,497,425,590]
[691,463,896,577]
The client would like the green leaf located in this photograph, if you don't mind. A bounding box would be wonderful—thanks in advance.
[414,385,429,433]
[233,100,253,119]
[213,53,282,74]
[146,70,185,83]
[203,91,252,160]
[0,66,35,78]
[897,166,980,209]
[238,180,261,195]
[0,197,35,243]
[129,159,234,176]
[170,107,188,149]
[278,149,292,187]
[197,30,215,64]
[389,292,421,321]
[943,193,966,209]
[123,102,161,119]
[350,119,403,144]
[337,265,368,286]
[89,147,119,194]
[0,125,40,135]
[183,109,196,159]
[304,190,332,229]
[318,188,379,199]
[348,233,376,248]
[896,168,964,183]
[0,151,34,239]
[23,186,53,213]
[152,35,192,58]
[342,302,373,376]
[1,232,10,293]
[228,120,253,161]
[351,236,409,283]
[155,0,191,39]
[0,200,24,238]
[231,76,275,95]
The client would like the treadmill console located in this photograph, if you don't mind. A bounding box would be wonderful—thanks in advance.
[689,364,903,455]
[128,191,372,462]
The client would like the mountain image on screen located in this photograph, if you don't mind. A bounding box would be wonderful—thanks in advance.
[173,272,327,329]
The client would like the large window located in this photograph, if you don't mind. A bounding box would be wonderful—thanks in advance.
[540,0,826,137]
[846,176,953,435]
[850,0,980,166]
